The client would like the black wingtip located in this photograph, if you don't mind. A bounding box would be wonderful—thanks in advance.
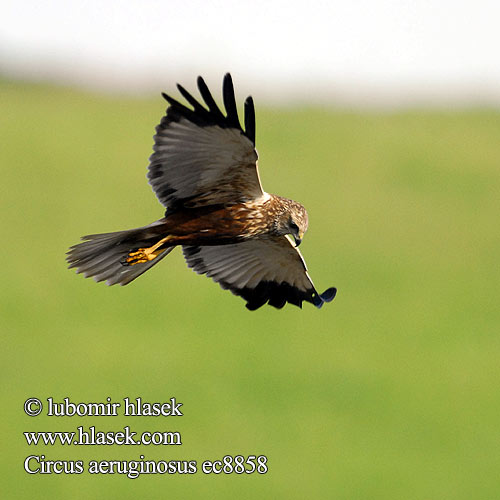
[161,92,183,108]
[321,287,337,302]
[197,75,225,121]
[176,83,207,113]
[222,73,234,96]
[222,73,240,129]
[162,74,255,144]
[312,287,337,308]
[176,83,188,99]
[244,96,256,145]
[161,92,191,116]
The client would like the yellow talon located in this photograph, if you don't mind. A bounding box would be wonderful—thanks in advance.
[125,235,172,266]
[125,247,166,265]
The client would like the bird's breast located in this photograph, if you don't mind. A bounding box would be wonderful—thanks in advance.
[162,200,274,246]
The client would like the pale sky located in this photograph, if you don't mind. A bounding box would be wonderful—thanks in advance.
[2,0,500,105]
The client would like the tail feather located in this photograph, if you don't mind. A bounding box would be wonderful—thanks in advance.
[67,222,173,286]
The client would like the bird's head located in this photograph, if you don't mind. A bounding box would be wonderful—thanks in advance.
[275,199,309,246]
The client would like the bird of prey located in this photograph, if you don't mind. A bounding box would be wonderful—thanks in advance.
[67,74,336,310]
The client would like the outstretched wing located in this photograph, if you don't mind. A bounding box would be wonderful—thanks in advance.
[148,73,265,209]
[182,236,336,310]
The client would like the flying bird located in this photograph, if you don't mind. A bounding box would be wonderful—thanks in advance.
[67,74,336,310]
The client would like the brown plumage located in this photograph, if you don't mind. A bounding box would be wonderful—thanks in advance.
[67,74,336,310]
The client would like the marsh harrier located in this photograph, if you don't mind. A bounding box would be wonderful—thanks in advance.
[67,74,336,310]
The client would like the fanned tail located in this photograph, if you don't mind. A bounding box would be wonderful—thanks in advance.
[66,221,173,286]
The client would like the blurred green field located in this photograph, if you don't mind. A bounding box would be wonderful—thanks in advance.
[2,80,500,499]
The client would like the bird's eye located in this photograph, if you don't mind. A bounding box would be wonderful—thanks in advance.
[290,221,299,232]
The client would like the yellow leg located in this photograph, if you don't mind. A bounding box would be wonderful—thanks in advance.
[125,235,172,265]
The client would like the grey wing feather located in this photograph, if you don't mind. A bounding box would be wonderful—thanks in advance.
[148,74,265,209]
[182,236,336,310]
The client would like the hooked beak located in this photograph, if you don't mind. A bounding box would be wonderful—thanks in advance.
[293,231,304,247]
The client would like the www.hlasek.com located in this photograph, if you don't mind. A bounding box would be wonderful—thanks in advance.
[23,397,268,477]
[25,426,182,446]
